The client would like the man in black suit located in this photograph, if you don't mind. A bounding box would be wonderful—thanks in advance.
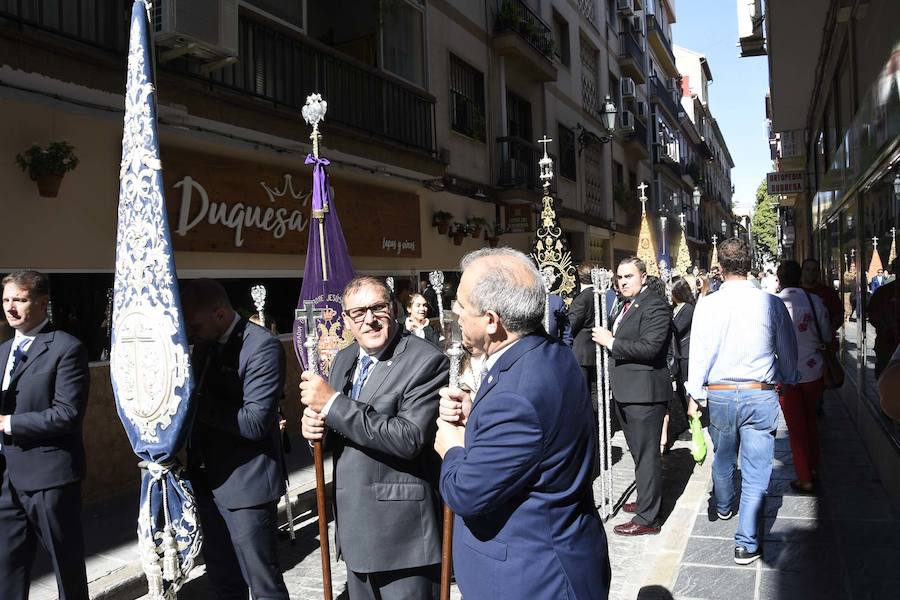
[181,279,289,600]
[593,257,673,535]
[0,270,90,600]
[300,276,448,599]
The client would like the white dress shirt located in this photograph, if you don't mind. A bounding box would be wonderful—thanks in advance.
[686,280,799,401]
[777,287,831,383]
[2,318,50,434]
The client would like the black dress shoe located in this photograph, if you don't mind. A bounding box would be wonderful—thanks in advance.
[613,521,661,536]
[623,502,637,514]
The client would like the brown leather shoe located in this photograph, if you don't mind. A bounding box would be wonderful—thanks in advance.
[613,521,661,536]
[623,502,637,513]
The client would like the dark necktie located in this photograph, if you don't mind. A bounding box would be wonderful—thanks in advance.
[2,338,28,392]
[350,355,373,400]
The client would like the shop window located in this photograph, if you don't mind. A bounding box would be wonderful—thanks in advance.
[449,54,486,141]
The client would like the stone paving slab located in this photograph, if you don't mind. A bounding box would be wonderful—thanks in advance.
[669,390,899,600]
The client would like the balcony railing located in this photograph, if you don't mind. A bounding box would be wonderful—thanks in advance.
[619,31,645,69]
[198,16,435,152]
[494,0,554,61]
[649,75,681,119]
[0,0,129,53]
[624,116,648,151]
[497,136,539,189]
[646,13,677,68]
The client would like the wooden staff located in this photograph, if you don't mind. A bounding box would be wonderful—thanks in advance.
[298,300,332,600]
[439,289,464,600]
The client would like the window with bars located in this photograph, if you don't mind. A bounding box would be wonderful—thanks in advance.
[558,124,577,181]
[449,54,486,141]
[507,91,533,141]
[580,36,601,120]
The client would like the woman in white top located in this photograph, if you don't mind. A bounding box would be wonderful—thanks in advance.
[776,260,830,494]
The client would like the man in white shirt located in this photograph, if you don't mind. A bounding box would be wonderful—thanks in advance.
[686,239,798,566]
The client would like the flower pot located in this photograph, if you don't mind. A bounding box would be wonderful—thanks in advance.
[471,227,482,239]
[436,222,450,235]
[36,172,64,198]
[487,237,499,248]
[452,233,465,246]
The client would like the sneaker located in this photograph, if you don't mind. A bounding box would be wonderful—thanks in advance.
[734,546,761,565]
[716,509,735,520]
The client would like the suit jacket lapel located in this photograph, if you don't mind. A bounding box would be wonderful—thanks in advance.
[358,332,405,403]
[10,330,52,385]
[471,335,543,407]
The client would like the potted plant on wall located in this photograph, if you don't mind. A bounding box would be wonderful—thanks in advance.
[450,222,472,246]
[468,216,488,239]
[16,141,80,198]
[485,222,503,248]
[432,210,453,235]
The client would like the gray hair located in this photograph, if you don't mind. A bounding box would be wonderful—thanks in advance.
[459,247,545,335]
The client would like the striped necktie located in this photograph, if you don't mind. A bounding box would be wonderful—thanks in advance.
[350,355,373,400]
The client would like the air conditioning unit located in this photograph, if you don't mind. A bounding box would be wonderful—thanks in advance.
[154,0,238,63]
[617,0,634,17]
[631,15,644,36]
[621,77,636,99]
[620,110,635,132]
[636,100,647,118]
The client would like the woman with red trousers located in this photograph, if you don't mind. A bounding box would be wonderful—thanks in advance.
[776,260,830,494]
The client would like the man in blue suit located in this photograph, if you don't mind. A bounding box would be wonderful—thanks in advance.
[0,270,90,600]
[182,279,289,600]
[434,248,610,600]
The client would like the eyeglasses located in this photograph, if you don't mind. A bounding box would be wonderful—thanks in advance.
[343,302,391,322]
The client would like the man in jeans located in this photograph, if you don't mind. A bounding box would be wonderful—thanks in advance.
[686,238,798,565]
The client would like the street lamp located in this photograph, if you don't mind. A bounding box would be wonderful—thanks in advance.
[692,187,701,207]
[721,219,727,234]
[576,95,617,154]
[893,173,900,198]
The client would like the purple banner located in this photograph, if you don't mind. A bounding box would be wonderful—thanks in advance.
[293,153,355,376]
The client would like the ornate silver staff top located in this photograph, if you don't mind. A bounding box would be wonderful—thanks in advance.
[429,270,445,325]
[540,267,555,333]
[385,277,395,294]
[250,284,267,324]
[443,313,465,391]
[297,300,324,375]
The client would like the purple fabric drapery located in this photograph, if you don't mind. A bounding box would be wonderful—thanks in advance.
[293,153,355,375]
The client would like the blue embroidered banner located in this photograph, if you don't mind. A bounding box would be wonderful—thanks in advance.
[110,2,200,598]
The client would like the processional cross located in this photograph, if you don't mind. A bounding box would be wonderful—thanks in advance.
[296,300,324,373]
[679,212,686,229]
[638,181,649,215]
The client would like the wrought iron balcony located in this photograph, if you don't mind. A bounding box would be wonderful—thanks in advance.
[494,0,554,61]
[203,16,436,152]
[623,116,649,157]
[649,75,681,121]
[646,13,678,77]
[0,0,130,52]
[617,31,646,84]
[497,136,540,189]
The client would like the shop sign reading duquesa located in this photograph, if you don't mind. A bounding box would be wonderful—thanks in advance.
[161,146,422,257]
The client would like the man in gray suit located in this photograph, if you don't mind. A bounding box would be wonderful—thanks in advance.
[301,275,449,599]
